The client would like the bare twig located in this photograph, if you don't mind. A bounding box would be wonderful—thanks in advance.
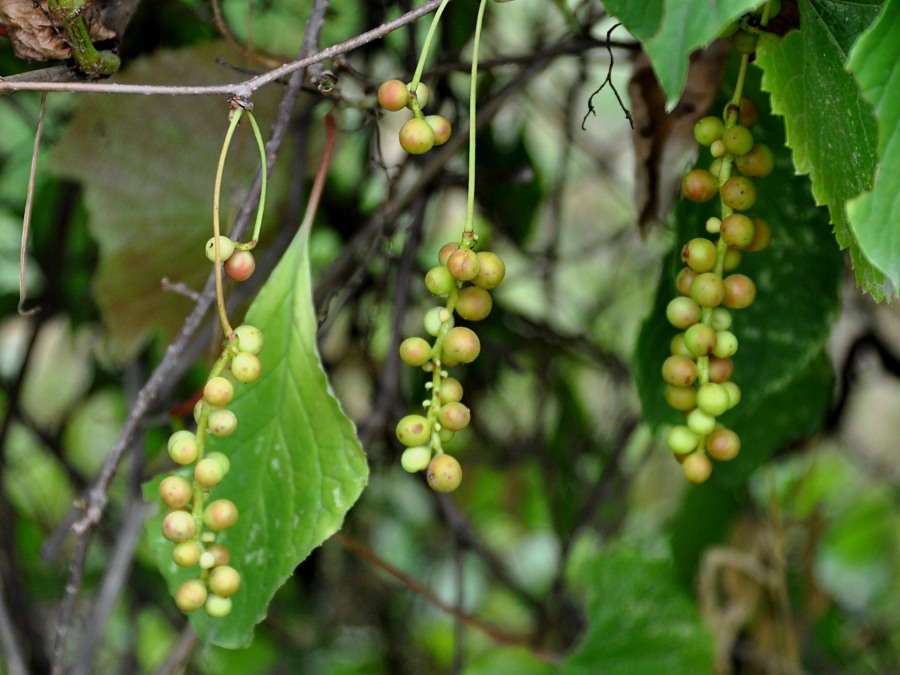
[581,23,633,130]
[18,92,46,316]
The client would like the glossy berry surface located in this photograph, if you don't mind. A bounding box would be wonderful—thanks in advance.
[204,376,234,407]
[425,115,451,145]
[443,327,481,363]
[722,124,754,156]
[425,265,456,296]
[234,325,264,355]
[684,323,717,357]
[203,499,238,531]
[231,351,262,384]
[720,214,756,249]
[690,273,726,308]
[175,579,208,612]
[159,475,193,508]
[735,143,774,178]
[377,79,409,111]
[399,337,433,366]
[681,169,719,202]
[399,118,435,155]
[720,176,757,211]
[208,565,242,597]
[447,248,480,281]
[172,541,202,568]
[401,445,432,473]
[427,454,463,493]
[168,433,199,465]
[455,286,493,321]
[667,425,699,455]
[707,428,741,461]
[204,594,233,618]
[681,238,717,272]
[439,377,464,403]
[195,457,226,488]
[662,355,699,387]
[162,510,196,543]
[396,414,432,446]
[723,274,757,308]
[666,297,701,330]
[472,252,506,289]
[205,236,235,263]
[224,250,256,282]
[437,402,471,431]
[208,408,238,437]
[694,116,725,146]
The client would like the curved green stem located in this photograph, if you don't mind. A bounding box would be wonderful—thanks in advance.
[463,0,491,240]
[244,111,268,246]
[409,0,453,94]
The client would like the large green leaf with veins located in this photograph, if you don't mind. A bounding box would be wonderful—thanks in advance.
[143,225,368,648]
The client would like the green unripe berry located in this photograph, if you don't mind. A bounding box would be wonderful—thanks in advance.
[722,124,754,156]
[172,541,202,568]
[681,169,718,202]
[684,323,717,357]
[662,355,698,387]
[696,382,731,416]
[670,333,691,357]
[208,408,238,437]
[377,79,409,111]
[204,593,233,618]
[732,29,758,54]
[665,385,698,411]
[724,249,742,272]
[401,445,432,472]
[666,296,701,330]
[199,551,216,569]
[231,351,262,384]
[399,337,434,366]
[682,452,713,484]
[234,324,264,355]
[424,306,452,336]
[722,381,742,408]
[399,118,435,155]
[204,376,234,407]
[438,242,459,266]
[687,408,717,436]
[720,214,756,249]
[207,544,231,567]
[745,218,772,252]
[159,475,193,508]
[224,249,256,282]
[205,236,235,262]
[437,402,471,431]
[205,451,230,475]
[168,433,199,465]
[396,414,432,446]
[425,265,456,296]
[710,140,726,159]
[707,428,741,461]
[709,357,734,383]
[694,116,725,146]
[425,114,452,146]
[208,565,242,597]
[720,176,757,211]
[427,454,462,493]
[681,238,717,273]
[195,457,227,488]
[455,286,493,321]
[447,248,480,281]
[175,579,208,612]
[667,425,700,455]
[443,327,481,364]
[676,268,698,297]
[690,273,726,308]
[709,307,733,331]
[723,274,757,308]
[737,97,760,129]
[709,157,724,178]
[438,427,455,443]
[203,499,238,531]
[713,331,739,358]
[472,251,506,289]
[438,377,464,403]
[162,510,196,543]
[735,143,774,178]
[406,81,430,109]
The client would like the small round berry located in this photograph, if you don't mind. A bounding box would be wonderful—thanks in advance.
[694,116,725,146]
[425,115,451,145]
[706,217,722,234]
[438,242,459,266]
[439,377,464,403]
[670,333,691,357]
[684,323,717,357]
[662,355,699,387]
[735,143,774,178]
[472,251,505,289]
[172,541,202,568]
[443,327,481,363]
[205,451,231,474]
[722,381,742,408]
[709,307,733,331]
[199,551,216,569]
[681,169,719,202]
[681,238,717,273]
[682,452,713,484]
[399,337,434,366]
[667,425,699,455]
[234,325,264,355]
[710,140,726,158]
[205,236,235,263]
[396,414,432,446]
[713,331,739,358]
[696,382,731,417]
[455,286,493,321]
[224,250,255,282]
[737,96,760,129]
[723,274,757,308]
[208,408,238,437]
[720,214,756,250]
[690,273,726,308]
[665,385,698,411]
[203,499,238,531]
[195,457,227,488]
[724,249,742,272]
[204,377,234,407]
[427,454,462,493]
[168,433,199,465]
[231,351,262,384]
[708,357,735,383]
[399,118,435,155]
[437,402,471,431]
[425,265,456,296]
[720,176,757,211]
[709,157,724,178]
[207,544,231,567]
[377,79,409,111]
[401,445,432,473]
[204,593,233,618]
[424,306,451,337]
[159,475,193,509]
[162,510,196,543]
[745,218,772,252]
[208,565,242,597]
[175,579,208,612]
[687,408,716,436]
[676,268,698,296]
[722,124,754,156]
[406,82,430,109]
[438,427,455,443]
[666,296,701,330]
[707,428,741,461]
[446,248,480,281]
[731,30,757,54]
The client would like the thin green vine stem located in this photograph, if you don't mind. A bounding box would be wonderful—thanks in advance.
[244,110,268,246]
[408,0,453,106]
[212,108,245,337]
[463,0,491,238]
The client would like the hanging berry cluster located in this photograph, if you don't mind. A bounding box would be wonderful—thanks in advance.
[662,2,777,483]
[158,100,269,617]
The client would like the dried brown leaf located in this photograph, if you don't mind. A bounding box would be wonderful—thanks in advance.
[0,0,114,62]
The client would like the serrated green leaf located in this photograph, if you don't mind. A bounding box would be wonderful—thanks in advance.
[846,0,900,295]
[50,43,284,360]
[634,61,843,482]
[143,226,368,648]
[559,547,715,674]
[808,0,884,56]
[754,7,886,297]
[604,0,762,107]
